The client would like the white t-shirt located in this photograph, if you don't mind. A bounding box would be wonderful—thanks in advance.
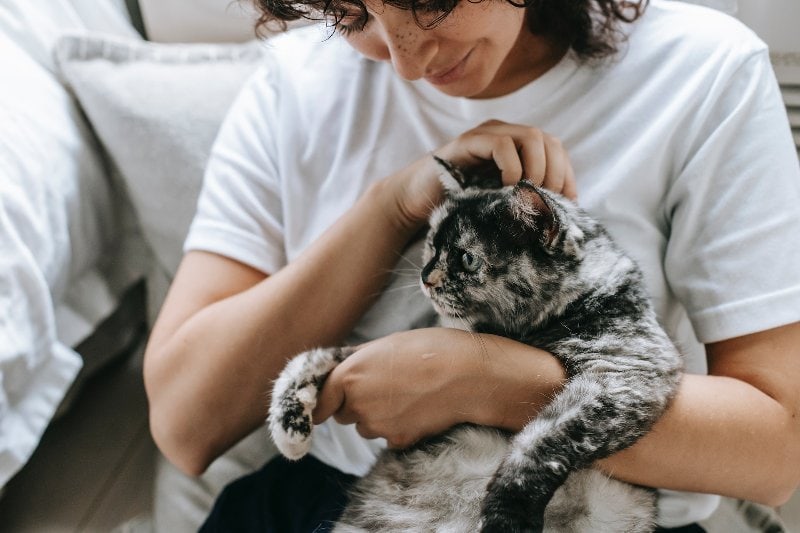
[185,0,800,526]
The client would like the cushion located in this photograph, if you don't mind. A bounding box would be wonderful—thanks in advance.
[55,32,266,278]
[0,0,139,489]
[53,30,273,530]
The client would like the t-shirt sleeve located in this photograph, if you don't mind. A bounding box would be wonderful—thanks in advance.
[183,63,286,276]
[664,48,800,344]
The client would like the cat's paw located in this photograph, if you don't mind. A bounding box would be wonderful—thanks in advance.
[480,513,543,533]
[481,480,546,533]
[268,347,352,460]
[268,378,316,460]
[479,506,544,533]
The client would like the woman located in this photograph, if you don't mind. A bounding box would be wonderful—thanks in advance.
[143,0,800,530]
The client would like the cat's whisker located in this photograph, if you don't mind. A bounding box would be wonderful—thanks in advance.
[384,269,423,278]
[393,250,423,270]
[381,283,424,295]
[369,283,422,300]
[442,307,490,362]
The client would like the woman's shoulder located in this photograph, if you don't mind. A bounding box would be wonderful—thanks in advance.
[627,1,766,66]
[258,24,369,87]
[609,1,769,88]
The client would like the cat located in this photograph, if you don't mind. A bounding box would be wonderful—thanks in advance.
[268,157,683,532]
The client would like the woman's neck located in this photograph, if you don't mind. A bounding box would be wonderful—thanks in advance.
[473,32,567,99]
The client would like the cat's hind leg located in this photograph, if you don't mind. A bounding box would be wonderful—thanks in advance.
[481,371,669,533]
[268,346,355,460]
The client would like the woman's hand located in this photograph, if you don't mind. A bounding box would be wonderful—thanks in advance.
[312,329,476,448]
[387,119,577,230]
[312,328,566,449]
[437,120,577,197]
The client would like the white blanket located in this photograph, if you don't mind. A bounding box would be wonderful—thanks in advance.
[0,0,138,488]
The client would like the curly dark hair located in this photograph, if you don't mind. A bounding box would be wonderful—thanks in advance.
[249,0,648,61]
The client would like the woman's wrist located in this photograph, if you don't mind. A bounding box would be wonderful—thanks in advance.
[372,155,444,234]
[463,333,567,431]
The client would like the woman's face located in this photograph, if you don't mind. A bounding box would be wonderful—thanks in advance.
[338,1,563,99]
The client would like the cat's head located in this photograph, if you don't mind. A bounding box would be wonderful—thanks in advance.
[421,157,594,332]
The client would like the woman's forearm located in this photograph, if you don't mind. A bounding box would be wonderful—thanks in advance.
[145,177,421,475]
[597,373,799,506]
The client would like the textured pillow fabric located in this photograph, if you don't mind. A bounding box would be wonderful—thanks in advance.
[55,32,267,277]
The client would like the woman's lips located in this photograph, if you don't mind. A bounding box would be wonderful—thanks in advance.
[424,50,473,86]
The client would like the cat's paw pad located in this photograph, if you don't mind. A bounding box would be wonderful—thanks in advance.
[268,381,316,460]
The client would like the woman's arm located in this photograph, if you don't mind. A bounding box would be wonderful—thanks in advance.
[598,321,800,507]
[144,174,420,475]
[145,120,576,475]
[315,322,800,506]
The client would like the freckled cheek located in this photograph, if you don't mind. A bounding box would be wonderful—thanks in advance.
[345,24,425,71]
[343,33,390,62]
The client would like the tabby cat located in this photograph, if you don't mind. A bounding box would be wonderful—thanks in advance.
[269,157,683,532]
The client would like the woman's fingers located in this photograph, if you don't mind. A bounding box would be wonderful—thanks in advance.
[488,135,523,185]
[517,127,547,187]
[312,367,345,424]
[441,120,576,197]
[561,160,578,200]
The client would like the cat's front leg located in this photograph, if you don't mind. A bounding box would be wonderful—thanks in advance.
[480,472,547,533]
[268,346,355,460]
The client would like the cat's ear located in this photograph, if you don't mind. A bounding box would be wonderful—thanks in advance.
[433,155,468,193]
[432,155,504,194]
[511,180,560,247]
[512,181,585,255]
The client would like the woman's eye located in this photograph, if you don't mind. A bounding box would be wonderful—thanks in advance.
[337,11,369,35]
[461,252,482,272]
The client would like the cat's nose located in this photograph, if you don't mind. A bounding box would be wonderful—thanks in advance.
[422,269,444,289]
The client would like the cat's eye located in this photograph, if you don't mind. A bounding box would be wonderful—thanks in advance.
[461,252,482,272]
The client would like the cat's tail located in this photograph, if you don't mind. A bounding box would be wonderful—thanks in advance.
[735,499,788,533]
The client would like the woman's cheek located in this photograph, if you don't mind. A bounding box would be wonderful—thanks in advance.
[343,33,391,62]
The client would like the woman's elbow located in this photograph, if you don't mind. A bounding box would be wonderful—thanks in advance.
[757,423,800,507]
[761,472,799,508]
[148,405,215,477]
[144,353,216,477]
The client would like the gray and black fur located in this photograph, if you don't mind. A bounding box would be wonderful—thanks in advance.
[269,157,683,532]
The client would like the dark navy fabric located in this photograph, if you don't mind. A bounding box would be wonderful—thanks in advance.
[200,454,358,533]
[200,454,706,532]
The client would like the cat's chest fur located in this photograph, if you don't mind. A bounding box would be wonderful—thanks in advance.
[337,425,509,531]
[336,424,656,533]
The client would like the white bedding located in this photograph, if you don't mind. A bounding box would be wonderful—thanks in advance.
[0,0,142,488]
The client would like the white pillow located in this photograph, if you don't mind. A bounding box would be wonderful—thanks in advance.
[55,32,267,277]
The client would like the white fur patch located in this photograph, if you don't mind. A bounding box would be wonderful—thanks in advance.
[268,347,342,460]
